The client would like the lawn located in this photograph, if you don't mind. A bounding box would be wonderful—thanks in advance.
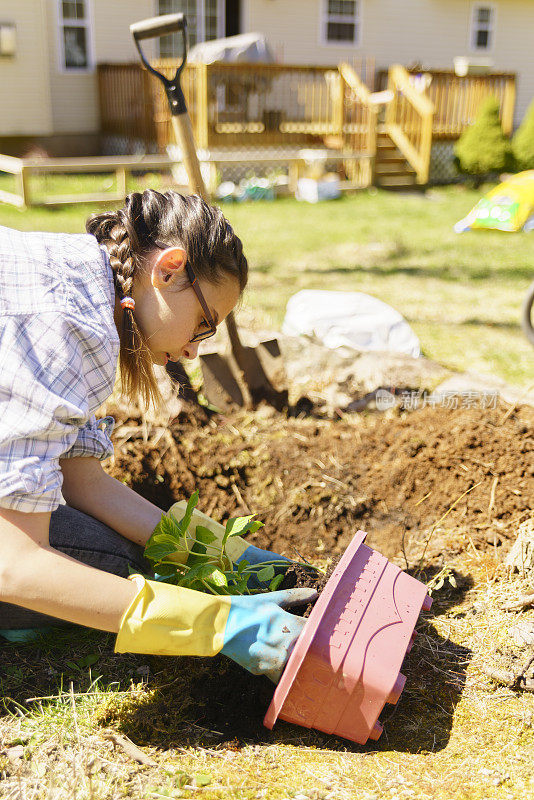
[0,177,532,387]
[0,180,533,800]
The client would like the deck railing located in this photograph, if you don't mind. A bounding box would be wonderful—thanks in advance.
[376,68,516,138]
[385,65,435,185]
[97,61,376,154]
[338,62,377,185]
[97,61,515,188]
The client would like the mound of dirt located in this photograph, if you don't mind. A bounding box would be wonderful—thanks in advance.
[104,400,533,569]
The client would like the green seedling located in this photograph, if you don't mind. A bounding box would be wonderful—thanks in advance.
[142,491,294,596]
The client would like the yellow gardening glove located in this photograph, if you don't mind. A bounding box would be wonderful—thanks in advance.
[165,500,249,566]
[115,574,231,657]
[115,574,316,681]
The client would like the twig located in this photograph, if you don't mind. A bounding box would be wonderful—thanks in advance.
[25,689,140,703]
[482,652,534,692]
[416,481,483,575]
[69,683,80,745]
[101,730,157,767]
[503,591,534,612]
[498,383,534,425]
[230,482,250,513]
[415,491,431,507]
[487,476,499,520]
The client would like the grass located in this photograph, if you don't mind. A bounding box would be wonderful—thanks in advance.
[0,178,533,797]
[0,176,532,386]
[0,555,533,799]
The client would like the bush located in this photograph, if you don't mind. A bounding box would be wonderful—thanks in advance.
[512,99,534,171]
[454,96,512,186]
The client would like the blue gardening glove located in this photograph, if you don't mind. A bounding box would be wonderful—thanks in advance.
[237,544,291,567]
[220,588,317,682]
[235,544,291,590]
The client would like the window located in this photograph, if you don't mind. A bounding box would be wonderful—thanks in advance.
[158,0,224,55]
[58,0,93,70]
[324,0,360,45]
[470,4,495,50]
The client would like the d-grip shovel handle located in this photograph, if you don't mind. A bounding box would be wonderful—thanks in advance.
[130,13,188,115]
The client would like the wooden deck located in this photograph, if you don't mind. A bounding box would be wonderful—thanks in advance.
[98,61,516,153]
[0,62,517,207]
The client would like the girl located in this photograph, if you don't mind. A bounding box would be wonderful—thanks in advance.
[0,190,314,682]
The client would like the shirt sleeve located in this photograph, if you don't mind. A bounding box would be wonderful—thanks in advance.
[0,313,114,513]
[61,414,115,461]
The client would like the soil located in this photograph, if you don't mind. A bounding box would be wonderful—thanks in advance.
[278,558,340,616]
[105,400,534,570]
[96,398,534,745]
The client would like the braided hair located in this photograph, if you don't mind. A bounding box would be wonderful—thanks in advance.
[86,190,248,406]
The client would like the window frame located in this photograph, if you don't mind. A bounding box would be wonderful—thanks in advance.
[320,0,362,48]
[469,2,496,53]
[156,0,225,56]
[56,0,95,74]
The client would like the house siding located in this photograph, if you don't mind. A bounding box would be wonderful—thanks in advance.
[46,0,154,135]
[246,0,533,125]
[0,0,53,136]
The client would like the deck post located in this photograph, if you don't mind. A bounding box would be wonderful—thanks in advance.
[16,165,30,208]
[116,167,127,200]
[501,76,516,137]
[197,63,209,149]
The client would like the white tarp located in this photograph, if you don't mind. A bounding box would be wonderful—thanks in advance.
[282,290,421,358]
[188,32,274,64]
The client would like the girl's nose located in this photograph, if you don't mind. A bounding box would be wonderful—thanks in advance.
[182,341,199,360]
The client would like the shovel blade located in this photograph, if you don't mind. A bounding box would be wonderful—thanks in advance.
[200,352,245,410]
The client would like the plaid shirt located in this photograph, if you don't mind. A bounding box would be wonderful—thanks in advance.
[0,225,119,513]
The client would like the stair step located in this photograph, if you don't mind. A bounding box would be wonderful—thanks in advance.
[376,156,408,165]
[375,162,416,175]
[376,144,398,154]
[376,174,419,188]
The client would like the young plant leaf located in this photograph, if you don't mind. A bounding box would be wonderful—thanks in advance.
[195,525,217,546]
[222,515,264,546]
[257,565,276,582]
[148,514,180,546]
[144,541,181,564]
[269,573,284,591]
[177,490,199,536]
[237,559,250,575]
[200,565,228,587]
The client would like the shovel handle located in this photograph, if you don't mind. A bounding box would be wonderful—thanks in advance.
[130,13,188,114]
[130,12,185,40]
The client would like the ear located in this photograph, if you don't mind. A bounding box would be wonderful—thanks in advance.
[151,247,187,289]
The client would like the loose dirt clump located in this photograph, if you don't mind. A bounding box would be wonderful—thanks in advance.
[104,401,534,571]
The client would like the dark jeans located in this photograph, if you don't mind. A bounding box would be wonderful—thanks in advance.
[0,505,153,630]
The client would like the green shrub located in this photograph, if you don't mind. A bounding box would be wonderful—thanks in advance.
[512,99,534,171]
[454,96,511,186]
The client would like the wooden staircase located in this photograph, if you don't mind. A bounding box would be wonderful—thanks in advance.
[374,126,419,190]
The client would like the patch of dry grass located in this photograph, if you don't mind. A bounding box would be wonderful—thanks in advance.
[0,549,533,799]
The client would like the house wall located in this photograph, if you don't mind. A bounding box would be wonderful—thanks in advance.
[45,0,155,135]
[0,0,53,136]
[246,0,533,125]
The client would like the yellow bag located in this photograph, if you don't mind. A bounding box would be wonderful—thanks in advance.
[455,171,534,233]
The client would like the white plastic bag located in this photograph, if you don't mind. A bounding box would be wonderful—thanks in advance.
[282,290,421,357]
[295,177,341,203]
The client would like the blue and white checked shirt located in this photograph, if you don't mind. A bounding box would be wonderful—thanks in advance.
[0,225,120,513]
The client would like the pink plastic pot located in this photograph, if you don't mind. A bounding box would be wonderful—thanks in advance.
[264,531,432,745]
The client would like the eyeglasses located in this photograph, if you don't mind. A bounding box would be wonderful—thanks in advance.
[153,241,217,343]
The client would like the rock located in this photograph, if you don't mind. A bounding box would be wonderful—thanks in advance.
[506,516,534,575]
[434,371,534,409]
[511,622,534,646]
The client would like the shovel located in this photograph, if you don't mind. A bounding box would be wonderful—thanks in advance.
[130,13,287,411]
